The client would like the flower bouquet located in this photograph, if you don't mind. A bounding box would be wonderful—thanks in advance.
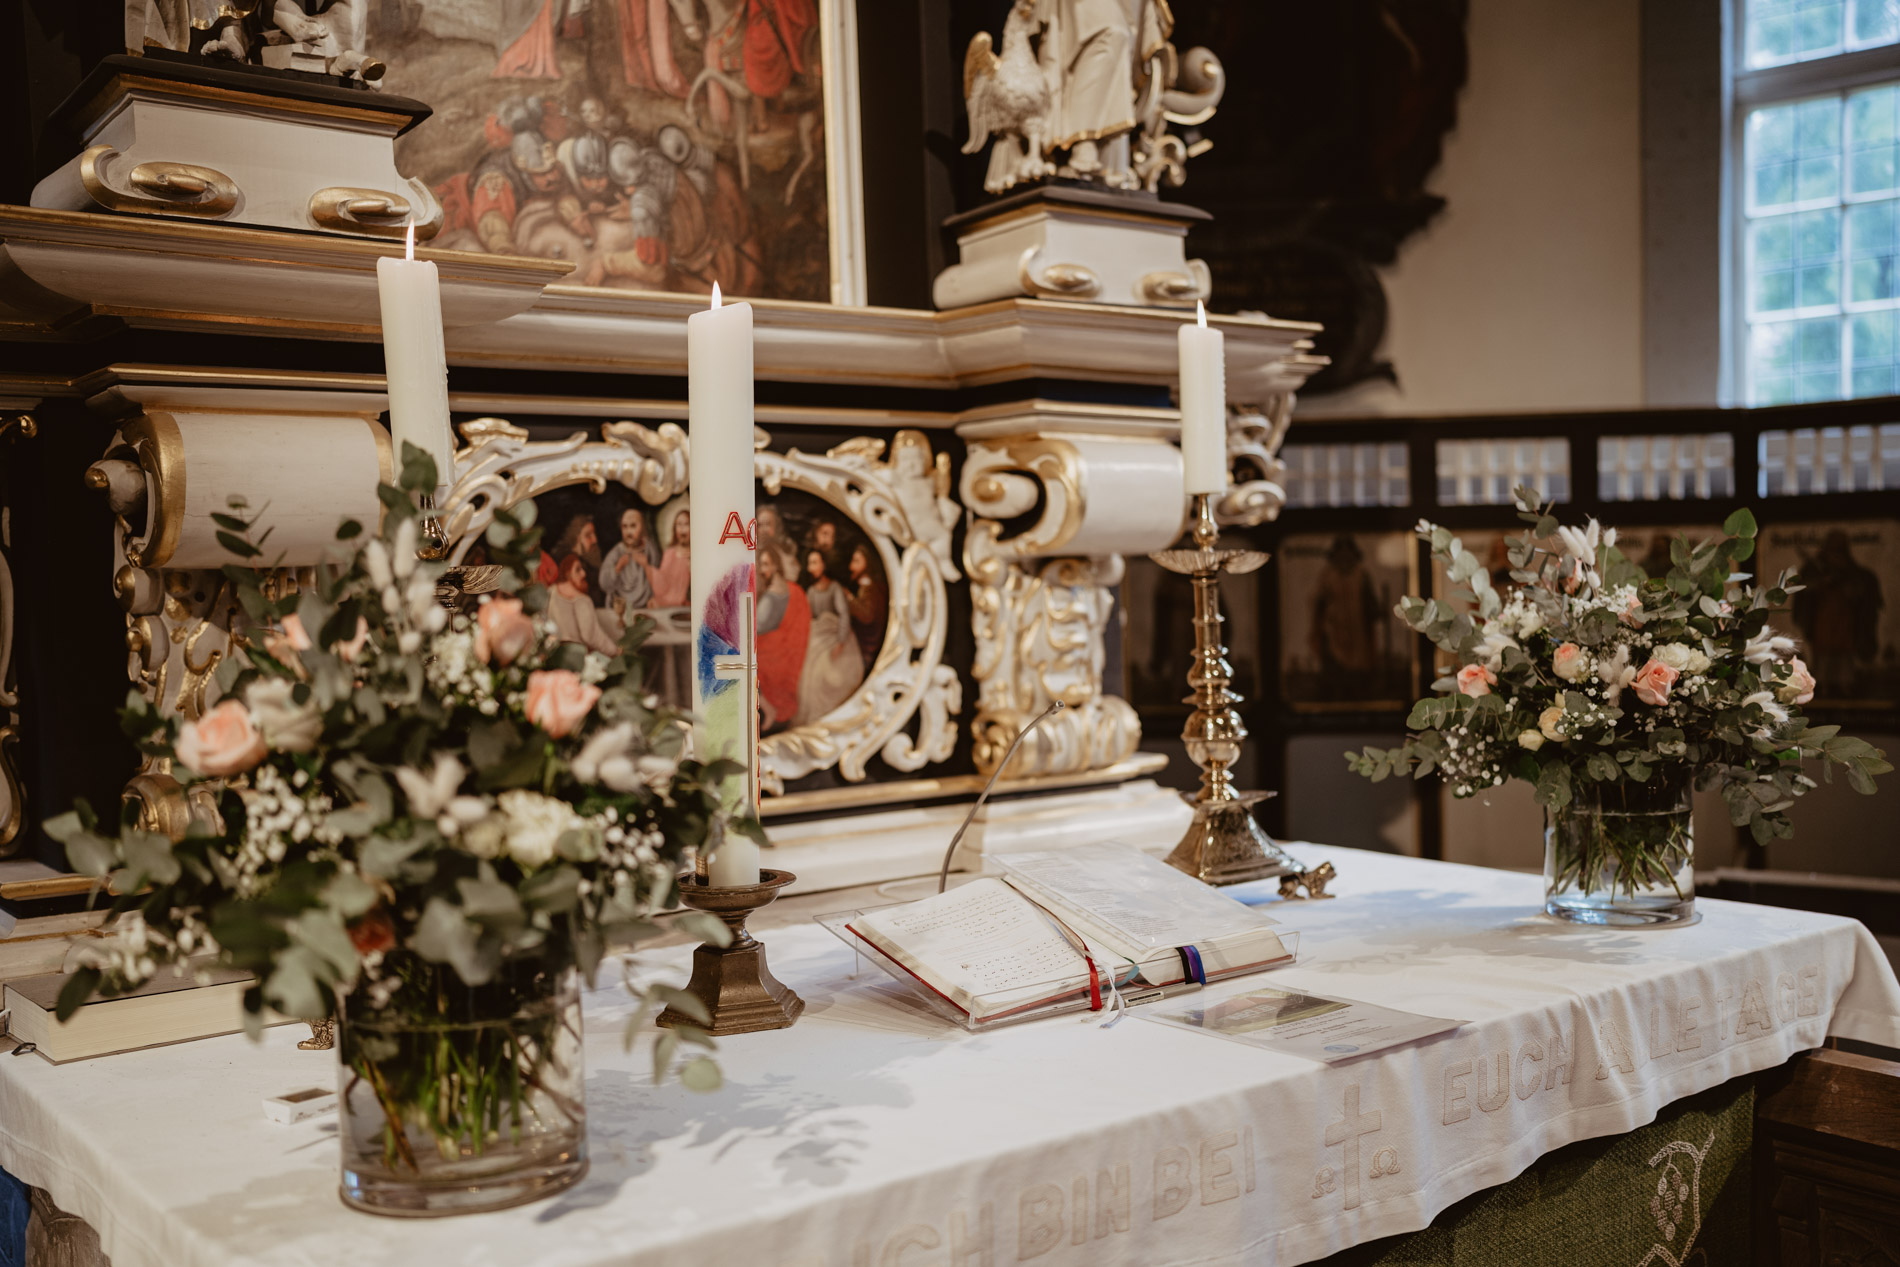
[1348,489,1890,926]
[45,452,753,1215]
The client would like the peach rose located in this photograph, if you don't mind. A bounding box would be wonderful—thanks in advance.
[1455,664,1496,698]
[525,669,600,738]
[1778,656,1816,706]
[1552,642,1588,683]
[1632,658,1680,706]
[475,597,536,667]
[174,698,267,777]
[1620,594,1645,627]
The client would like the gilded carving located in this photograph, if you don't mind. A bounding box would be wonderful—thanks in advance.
[755,431,962,794]
[440,418,692,561]
[1215,395,1294,529]
[443,419,961,798]
[960,435,1140,779]
[0,413,31,857]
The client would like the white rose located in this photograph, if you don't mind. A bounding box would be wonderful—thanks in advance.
[242,677,322,753]
[1517,607,1545,638]
[460,816,505,860]
[1651,643,1712,675]
[1517,730,1545,751]
[497,789,577,869]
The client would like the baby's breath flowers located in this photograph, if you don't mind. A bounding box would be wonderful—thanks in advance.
[1349,488,1889,860]
[45,448,747,1105]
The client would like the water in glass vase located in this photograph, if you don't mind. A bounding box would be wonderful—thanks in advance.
[337,974,589,1217]
[1544,780,1696,927]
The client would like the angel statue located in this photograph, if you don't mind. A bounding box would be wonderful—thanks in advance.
[961,0,1226,195]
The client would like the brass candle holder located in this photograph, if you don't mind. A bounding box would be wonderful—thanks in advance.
[1150,494,1309,888]
[656,868,805,1035]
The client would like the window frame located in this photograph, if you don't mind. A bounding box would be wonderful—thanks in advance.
[1730,2,1900,406]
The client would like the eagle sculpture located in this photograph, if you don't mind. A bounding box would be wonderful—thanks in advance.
[962,0,1056,194]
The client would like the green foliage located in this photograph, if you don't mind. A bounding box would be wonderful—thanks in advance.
[42,483,735,1096]
[1348,491,1886,850]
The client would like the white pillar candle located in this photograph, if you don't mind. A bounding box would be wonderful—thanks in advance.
[1178,301,1228,495]
[688,284,760,869]
[375,224,455,497]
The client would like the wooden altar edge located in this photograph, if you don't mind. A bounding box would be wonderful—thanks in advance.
[0,208,1322,397]
[0,205,572,337]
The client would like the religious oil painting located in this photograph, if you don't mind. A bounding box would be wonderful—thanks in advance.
[1279,532,1416,711]
[1756,518,1900,710]
[375,0,840,301]
[523,483,693,708]
[754,487,887,735]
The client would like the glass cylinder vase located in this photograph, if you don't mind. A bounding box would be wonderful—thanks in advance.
[336,973,589,1217]
[1544,779,1696,927]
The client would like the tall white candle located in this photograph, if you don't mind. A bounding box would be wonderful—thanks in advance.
[688,284,760,876]
[375,225,455,496]
[1178,301,1227,495]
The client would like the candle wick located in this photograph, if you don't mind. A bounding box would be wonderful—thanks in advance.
[711,281,722,310]
[1196,299,1206,328]
[405,222,415,262]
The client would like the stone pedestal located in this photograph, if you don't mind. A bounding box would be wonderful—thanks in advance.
[932,186,1212,310]
[32,54,440,240]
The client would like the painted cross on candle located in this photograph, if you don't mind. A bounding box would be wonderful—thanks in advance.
[712,592,762,817]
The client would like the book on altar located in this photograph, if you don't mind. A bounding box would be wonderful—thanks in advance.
[3,964,290,1063]
[840,844,1293,1026]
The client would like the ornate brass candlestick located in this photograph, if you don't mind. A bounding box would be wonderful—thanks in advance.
[657,869,805,1035]
[1150,494,1305,887]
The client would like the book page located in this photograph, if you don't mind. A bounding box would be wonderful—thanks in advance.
[849,879,1092,1018]
[998,844,1277,961]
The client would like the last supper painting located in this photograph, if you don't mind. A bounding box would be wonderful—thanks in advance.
[374,0,834,300]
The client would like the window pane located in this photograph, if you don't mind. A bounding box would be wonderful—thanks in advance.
[1754,208,1841,311]
[1851,0,1900,47]
[1850,310,1900,396]
[1848,199,1900,298]
[1748,0,1845,66]
[1849,84,1900,194]
[1749,98,1841,211]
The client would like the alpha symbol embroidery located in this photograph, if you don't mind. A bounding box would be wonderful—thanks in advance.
[717,511,756,549]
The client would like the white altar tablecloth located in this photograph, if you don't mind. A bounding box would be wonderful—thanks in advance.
[4,845,1898,1267]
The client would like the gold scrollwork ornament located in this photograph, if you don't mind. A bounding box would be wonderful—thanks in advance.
[79,145,239,218]
[755,431,963,794]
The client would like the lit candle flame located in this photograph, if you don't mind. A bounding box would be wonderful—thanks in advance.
[404,222,415,262]
[711,281,722,309]
[1196,300,1206,328]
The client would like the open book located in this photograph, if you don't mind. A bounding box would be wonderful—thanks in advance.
[843,844,1291,1025]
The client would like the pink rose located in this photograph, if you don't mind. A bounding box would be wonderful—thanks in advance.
[1620,595,1645,627]
[174,698,267,777]
[278,614,313,652]
[1632,658,1680,706]
[1455,664,1496,698]
[1779,657,1816,706]
[525,669,600,738]
[1552,642,1587,683]
[475,597,536,667]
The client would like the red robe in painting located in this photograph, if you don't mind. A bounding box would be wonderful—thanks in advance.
[495,0,562,78]
[741,0,817,98]
[758,583,811,729]
[618,0,689,95]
